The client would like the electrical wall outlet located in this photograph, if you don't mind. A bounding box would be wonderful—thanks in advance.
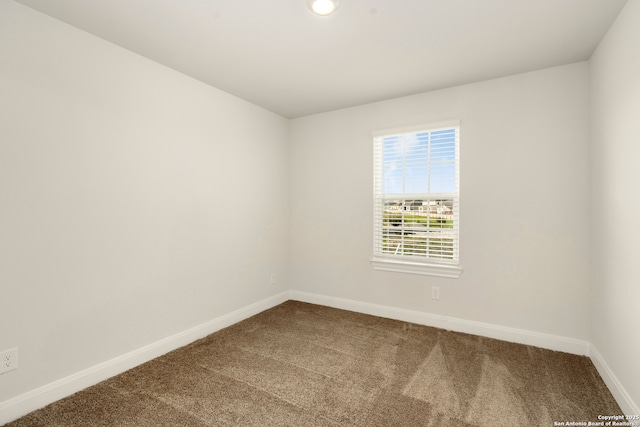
[0,348,18,375]
[431,286,440,300]
[270,273,277,285]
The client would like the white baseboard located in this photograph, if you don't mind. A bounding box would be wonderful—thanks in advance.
[295,289,636,413]
[4,291,635,425]
[0,291,289,426]
[289,291,591,355]
[590,345,639,416]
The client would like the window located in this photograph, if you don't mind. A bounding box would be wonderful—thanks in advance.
[371,121,461,278]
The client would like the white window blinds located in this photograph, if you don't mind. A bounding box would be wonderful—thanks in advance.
[373,122,460,266]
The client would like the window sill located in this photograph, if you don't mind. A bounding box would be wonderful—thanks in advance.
[370,257,462,278]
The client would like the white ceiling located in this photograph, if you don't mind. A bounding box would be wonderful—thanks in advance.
[14,0,628,118]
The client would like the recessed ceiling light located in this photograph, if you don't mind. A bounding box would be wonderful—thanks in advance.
[308,0,340,16]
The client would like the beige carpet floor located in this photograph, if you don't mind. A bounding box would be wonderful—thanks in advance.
[6,301,621,426]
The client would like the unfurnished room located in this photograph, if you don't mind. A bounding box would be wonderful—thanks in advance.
[0,0,639,425]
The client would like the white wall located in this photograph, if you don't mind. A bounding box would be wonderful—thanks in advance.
[2,0,638,418]
[0,0,289,403]
[289,63,591,341]
[590,0,640,412]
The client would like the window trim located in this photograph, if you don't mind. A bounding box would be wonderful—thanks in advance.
[370,257,462,278]
[371,120,462,278]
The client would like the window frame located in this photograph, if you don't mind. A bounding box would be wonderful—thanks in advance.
[370,120,462,278]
